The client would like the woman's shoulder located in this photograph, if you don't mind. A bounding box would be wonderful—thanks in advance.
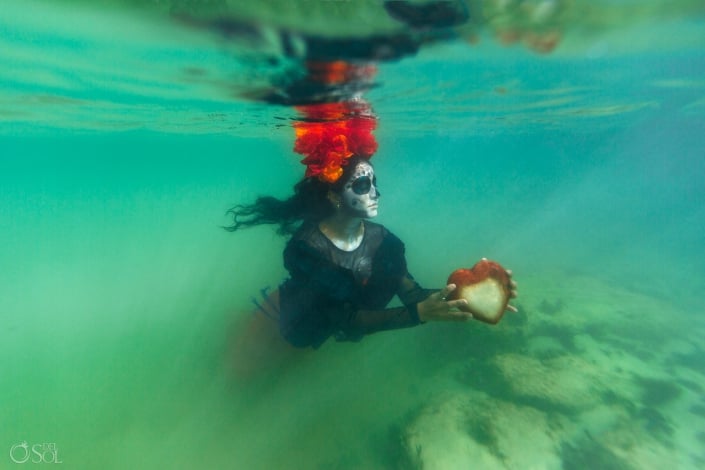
[366,222,407,277]
[290,222,319,242]
[286,222,328,256]
[364,221,404,253]
[363,220,390,238]
[365,221,402,240]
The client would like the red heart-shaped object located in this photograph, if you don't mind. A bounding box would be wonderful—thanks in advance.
[447,259,511,324]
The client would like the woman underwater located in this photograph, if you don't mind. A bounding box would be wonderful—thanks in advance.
[226,110,518,353]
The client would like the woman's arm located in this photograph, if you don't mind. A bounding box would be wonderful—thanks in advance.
[282,273,427,343]
[335,272,438,339]
[353,275,475,326]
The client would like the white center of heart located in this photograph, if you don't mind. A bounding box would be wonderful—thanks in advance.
[459,278,505,320]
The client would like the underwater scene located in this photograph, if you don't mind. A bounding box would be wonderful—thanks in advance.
[2,0,705,468]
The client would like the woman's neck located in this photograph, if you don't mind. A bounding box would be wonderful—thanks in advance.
[319,214,365,251]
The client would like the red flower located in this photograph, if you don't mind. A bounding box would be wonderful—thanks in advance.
[293,102,377,183]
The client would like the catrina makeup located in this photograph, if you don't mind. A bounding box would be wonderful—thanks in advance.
[341,162,379,218]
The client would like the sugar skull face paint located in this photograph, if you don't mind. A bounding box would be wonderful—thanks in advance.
[340,162,379,218]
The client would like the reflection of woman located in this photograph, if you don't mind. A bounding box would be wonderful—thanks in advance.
[227,151,517,349]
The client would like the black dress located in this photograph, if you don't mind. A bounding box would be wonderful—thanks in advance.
[278,221,434,348]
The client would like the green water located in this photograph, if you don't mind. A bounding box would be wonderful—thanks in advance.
[2,1,705,469]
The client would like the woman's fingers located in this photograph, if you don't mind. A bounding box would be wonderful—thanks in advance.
[447,298,468,309]
[506,270,518,299]
[439,283,457,301]
[444,310,473,321]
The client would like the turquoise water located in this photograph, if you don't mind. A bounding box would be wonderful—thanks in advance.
[2,1,705,468]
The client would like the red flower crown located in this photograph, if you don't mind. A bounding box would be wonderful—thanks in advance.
[292,61,378,184]
[293,103,377,183]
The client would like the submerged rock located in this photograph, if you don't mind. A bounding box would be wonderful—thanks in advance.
[401,391,561,470]
[492,353,611,411]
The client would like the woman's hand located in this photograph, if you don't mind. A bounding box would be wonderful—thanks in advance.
[417,284,472,323]
[506,268,519,312]
[417,267,519,323]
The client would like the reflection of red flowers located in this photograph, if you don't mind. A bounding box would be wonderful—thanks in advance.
[306,61,377,85]
[294,103,377,183]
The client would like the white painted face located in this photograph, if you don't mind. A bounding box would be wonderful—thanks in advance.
[340,161,380,218]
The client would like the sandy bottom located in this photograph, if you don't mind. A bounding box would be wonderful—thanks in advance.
[398,271,705,469]
[4,266,704,469]
[169,270,705,468]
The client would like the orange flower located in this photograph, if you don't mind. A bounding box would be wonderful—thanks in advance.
[293,101,377,183]
[320,165,343,183]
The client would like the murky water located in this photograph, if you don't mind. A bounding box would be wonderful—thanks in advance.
[2,1,705,468]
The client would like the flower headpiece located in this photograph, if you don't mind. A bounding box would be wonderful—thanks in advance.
[293,104,377,183]
[292,62,378,184]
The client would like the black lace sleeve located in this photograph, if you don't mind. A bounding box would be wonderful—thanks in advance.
[337,272,435,341]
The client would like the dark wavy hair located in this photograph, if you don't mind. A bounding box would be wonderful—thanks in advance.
[225,155,370,236]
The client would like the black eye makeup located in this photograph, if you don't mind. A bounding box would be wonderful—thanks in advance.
[350,175,377,195]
